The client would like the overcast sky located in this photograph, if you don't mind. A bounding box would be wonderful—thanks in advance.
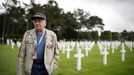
[0,0,134,32]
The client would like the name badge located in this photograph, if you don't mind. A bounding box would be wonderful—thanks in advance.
[32,49,37,60]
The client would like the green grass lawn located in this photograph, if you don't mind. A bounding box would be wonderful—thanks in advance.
[0,44,134,75]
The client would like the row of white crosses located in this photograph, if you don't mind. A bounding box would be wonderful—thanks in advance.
[7,39,15,49]
[58,41,75,59]
[58,41,94,58]
[98,41,110,55]
[98,41,121,65]
[58,40,95,70]
[125,41,133,52]
[58,40,132,70]
[84,41,94,56]
[76,41,94,57]
[11,39,15,49]
[58,41,75,54]
[111,41,121,54]
[98,41,121,54]
[6,39,21,49]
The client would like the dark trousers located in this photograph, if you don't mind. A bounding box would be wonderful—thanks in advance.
[31,60,49,75]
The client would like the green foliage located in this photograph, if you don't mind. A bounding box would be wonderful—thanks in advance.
[1,6,26,39]
[0,0,105,41]
[91,31,98,41]
[73,9,90,29]
[4,0,134,41]
[60,12,79,40]
[79,32,92,40]
[127,31,134,41]
[76,31,98,41]
[101,31,112,41]
[0,15,4,37]
[85,16,104,30]
[120,30,134,41]
[112,32,119,41]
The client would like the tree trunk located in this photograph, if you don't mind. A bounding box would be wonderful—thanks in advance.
[2,14,6,44]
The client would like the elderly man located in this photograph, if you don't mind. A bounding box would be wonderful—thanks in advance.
[16,12,59,75]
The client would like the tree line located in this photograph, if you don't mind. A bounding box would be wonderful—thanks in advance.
[0,0,133,43]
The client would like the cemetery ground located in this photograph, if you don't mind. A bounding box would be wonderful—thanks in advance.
[0,44,134,75]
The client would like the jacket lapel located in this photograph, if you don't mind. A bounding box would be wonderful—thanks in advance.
[45,29,49,47]
[31,29,36,45]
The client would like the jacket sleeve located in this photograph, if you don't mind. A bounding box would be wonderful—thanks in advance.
[53,34,59,69]
[16,32,27,75]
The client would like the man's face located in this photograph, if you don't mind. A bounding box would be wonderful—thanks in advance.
[33,19,46,31]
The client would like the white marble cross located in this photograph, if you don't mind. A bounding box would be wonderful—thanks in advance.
[62,44,66,54]
[70,41,75,50]
[129,42,133,52]
[132,42,134,52]
[11,41,15,49]
[84,46,90,56]
[102,46,109,65]
[120,43,126,62]
[66,46,71,59]
[16,41,21,48]
[74,48,84,70]
[6,39,10,46]
[107,42,111,50]
[115,41,120,50]
[125,41,133,52]
[98,42,103,55]
[112,43,115,54]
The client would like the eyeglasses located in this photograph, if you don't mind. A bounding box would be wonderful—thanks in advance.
[33,19,43,23]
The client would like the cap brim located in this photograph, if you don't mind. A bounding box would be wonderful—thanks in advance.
[31,17,45,20]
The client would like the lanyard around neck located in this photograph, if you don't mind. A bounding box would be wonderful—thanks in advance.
[35,31,45,46]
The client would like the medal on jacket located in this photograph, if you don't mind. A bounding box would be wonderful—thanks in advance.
[32,30,45,60]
